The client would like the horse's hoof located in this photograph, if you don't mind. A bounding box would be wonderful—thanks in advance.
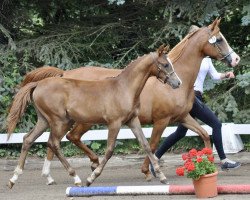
[160,178,169,185]
[7,181,14,189]
[75,182,82,187]
[86,181,91,187]
[47,180,56,185]
[145,173,153,182]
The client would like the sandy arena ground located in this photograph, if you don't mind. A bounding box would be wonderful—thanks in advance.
[0,152,249,200]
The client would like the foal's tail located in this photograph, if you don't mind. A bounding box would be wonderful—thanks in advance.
[7,82,39,140]
[20,66,63,87]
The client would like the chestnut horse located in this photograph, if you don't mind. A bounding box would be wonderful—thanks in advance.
[10,18,240,185]
[7,45,182,188]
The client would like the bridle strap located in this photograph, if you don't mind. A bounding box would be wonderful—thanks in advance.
[207,28,234,61]
[150,53,175,83]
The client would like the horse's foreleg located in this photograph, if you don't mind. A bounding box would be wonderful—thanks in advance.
[181,114,211,148]
[127,117,167,184]
[48,122,82,186]
[8,114,48,189]
[41,147,56,185]
[86,121,120,186]
[141,118,170,181]
[66,123,99,171]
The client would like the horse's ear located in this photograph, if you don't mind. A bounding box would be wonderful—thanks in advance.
[157,44,165,55]
[163,45,170,53]
[208,17,221,33]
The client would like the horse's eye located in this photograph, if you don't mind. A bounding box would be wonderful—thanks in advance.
[164,63,169,68]
[216,38,223,43]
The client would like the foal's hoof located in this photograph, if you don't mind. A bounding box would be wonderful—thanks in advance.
[160,178,169,185]
[86,181,91,187]
[86,177,92,187]
[145,173,153,182]
[47,180,57,185]
[75,182,82,187]
[7,181,14,189]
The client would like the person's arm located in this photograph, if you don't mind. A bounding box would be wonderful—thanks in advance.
[207,59,235,80]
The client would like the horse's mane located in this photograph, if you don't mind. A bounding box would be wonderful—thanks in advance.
[115,54,147,78]
[168,29,199,63]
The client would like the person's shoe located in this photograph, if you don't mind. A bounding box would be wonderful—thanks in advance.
[149,162,157,177]
[220,161,241,171]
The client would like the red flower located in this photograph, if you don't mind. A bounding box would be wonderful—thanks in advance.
[176,167,185,176]
[176,148,217,180]
[185,161,195,172]
[208,156,215,163]
[197,150,204,157]
[202,147,213,155]
[189,148,197,157]
[182,153,189,161]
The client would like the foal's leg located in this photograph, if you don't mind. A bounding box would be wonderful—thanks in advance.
[66,123,99,170]
[42,123,99,185]
[48,122,82,186]
[86,121,121,186]
[42,147,56,185]
[127,116,167,184]
[181,114,211,148]
[8,112,48,189]
[141,118,170,181]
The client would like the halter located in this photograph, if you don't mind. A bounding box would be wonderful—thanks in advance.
[208,34,234,61]
[150,53,176,84]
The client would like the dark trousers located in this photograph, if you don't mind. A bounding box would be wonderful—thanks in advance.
[155,91,226,160]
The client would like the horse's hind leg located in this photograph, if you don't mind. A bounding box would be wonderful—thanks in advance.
[8,111,48,189]
[48,122,82,186]
[127,117,167,184]
[42,123,98,185]
[86,121,121,186]
[66,123,99,171]
[181,114,211,148]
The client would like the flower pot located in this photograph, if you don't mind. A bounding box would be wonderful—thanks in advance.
[192,171,218,198]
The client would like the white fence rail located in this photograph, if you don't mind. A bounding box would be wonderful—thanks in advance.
[1,123,249,153]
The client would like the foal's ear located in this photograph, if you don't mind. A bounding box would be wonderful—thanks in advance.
[163,45,170,53]
[157,44,165,55]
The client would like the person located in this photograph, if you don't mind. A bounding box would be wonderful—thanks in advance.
[150,57,241,176]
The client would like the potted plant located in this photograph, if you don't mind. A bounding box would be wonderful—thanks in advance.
[176,147,218,198]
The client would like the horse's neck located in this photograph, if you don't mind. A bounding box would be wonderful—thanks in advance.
[116,55,152,99]
[174,42,204,95]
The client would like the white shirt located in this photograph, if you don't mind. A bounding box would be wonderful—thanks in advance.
[194,58,221,93]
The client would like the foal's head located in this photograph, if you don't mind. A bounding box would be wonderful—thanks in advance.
[201,18,240,67]
[151,45,182,89]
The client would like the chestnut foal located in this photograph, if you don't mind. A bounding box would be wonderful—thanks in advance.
[7,45,181,188]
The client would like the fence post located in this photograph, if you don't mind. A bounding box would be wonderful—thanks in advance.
[213,123,244,154]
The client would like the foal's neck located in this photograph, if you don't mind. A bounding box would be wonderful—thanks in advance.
[116,54,153,99]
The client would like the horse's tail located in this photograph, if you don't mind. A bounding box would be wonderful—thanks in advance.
[20,66,63,87]
[7,82,39,140]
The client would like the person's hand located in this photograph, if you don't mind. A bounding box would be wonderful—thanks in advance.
[224,71,235,79]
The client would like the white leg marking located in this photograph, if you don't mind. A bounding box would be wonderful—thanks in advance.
[42,158,51,177]
[10,166,23,183]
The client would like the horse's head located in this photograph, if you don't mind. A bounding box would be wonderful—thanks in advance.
[152,45,182,89]
[202,18,240,67]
